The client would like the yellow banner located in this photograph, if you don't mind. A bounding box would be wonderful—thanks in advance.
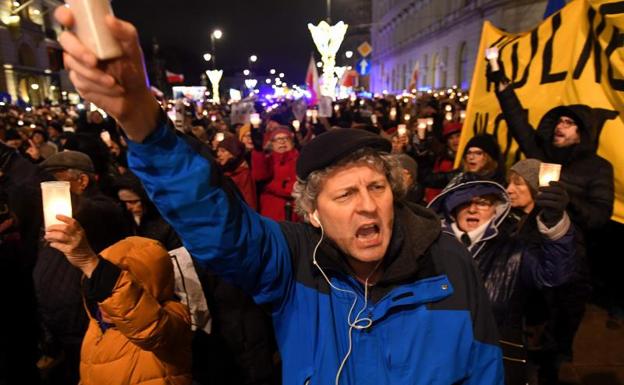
[460,0,624,224]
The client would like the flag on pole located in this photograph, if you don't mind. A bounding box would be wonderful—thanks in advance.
[305,55,320,106]
[166,70,185,84]
[543,0,566,18]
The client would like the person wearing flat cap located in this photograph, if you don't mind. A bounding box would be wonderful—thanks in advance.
[55,8,503,384]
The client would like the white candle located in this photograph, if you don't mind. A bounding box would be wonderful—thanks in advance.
[66,0,123,60]
[370,114,378,125]
[539,163,562,187]
[397,124,407,136]
[389,107,397,121]
[485,47,500,71]
[250,113,261,128]
[292,120,301,132]
[41,181,72,228]
[404,114,411,122]
[417,120,427,140]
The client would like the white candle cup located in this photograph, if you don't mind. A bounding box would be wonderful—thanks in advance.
[292,120,301,132]
[460,110,467,121]
[404,114,411,122]
[250,113,261,128]
[65,0,123,60]
[371,114,378,125]
[215,132,225,142]
[397,124,407,136]
[539,163,562,187]
[416,119,427,140]
[41,181,72,229]
[426,118,434,131]
[445,112,453,121]
[389,107,397,121]
[334,104,340,112]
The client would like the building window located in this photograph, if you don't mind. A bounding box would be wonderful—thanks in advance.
[457,41,469,89]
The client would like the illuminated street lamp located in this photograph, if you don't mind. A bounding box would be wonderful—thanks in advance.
[206,69,223,104]
[345,50,353,59]
[203,53,212,62]
[243,69,250,76]
[270,69,276,75]
[249,55,258,63]
[279,72,285,78]
[210,29,223,68]
[308,20,348,97]
[245,79,258,90]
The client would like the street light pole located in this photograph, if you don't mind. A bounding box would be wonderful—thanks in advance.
[326,0,331,23]
[211,36,216,69]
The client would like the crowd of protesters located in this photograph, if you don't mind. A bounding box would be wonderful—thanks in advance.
[0,8,623,385]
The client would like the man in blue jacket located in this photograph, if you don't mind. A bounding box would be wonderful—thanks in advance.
[54,7,503,384]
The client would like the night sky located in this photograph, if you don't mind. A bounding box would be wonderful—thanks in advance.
[113,0,335,86]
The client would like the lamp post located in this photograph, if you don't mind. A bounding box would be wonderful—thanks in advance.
[210,29,223,69]
[308,20,348,98]
[248,54,258,76]
[206,69,223,104]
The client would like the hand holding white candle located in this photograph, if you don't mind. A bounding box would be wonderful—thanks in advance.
[485,47,500,71]
[250,113,261,128]
[65,0,123,60]
[41,181,72,229]
[539,163,562,187]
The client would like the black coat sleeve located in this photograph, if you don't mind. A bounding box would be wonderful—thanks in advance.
[496,87,545,159]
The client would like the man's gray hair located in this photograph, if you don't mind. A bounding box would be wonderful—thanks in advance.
[292,148,406,220]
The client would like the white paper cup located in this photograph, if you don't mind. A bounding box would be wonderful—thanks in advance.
[539,163,562,187]
[41,181,72,228]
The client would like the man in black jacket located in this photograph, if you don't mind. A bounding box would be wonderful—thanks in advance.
[487,66,615,382]
[34,150,130,385]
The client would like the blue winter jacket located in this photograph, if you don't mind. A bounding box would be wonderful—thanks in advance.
[126,121,504,385]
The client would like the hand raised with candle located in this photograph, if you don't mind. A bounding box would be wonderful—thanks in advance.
[45,215,99,277]
[54,6,160,143]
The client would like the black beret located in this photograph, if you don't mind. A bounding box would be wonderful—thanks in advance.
[296,128,391,180]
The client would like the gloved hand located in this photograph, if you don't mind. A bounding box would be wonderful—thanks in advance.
[250,127,264,152]
[486,60,509,86]
[536,181,569,227]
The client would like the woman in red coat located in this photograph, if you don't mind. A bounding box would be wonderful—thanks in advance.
[251,127,299,221]
[216,136,257,210]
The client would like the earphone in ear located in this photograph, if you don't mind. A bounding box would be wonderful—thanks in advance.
[313,211,320,224]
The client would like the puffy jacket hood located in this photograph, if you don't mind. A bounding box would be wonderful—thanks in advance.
[100,237,175,303]
[536,105,596,161]
[427,173,510,231]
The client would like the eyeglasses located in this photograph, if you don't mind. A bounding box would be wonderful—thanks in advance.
[460,197,495,211]
[557,117,577,127]
[272,136,291,143]
[465,149,484,158]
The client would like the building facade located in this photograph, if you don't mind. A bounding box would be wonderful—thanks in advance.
[370,0,548,93]
[0,0,68,105]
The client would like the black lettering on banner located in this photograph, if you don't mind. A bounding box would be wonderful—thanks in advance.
[541,13,568,84]
[591,108,619,140]
[605,27,624,91]
[472,112,489,136]
[599,1,624,15]
[511,30,539,89]
[573,8,604,83]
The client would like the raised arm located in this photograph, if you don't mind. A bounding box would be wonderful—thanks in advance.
[488,65,545,159]
[55,7,294,307]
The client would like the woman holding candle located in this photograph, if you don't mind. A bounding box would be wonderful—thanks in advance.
[428,169,575,385]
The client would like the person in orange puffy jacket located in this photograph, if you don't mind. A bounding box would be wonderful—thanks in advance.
[45,215,192,385]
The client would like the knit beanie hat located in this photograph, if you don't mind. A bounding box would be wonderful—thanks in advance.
[217,136,246,160]
[509,158,541,195]
[442,122,462,138]
[463,134,501,161]
[296,128,391,180]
